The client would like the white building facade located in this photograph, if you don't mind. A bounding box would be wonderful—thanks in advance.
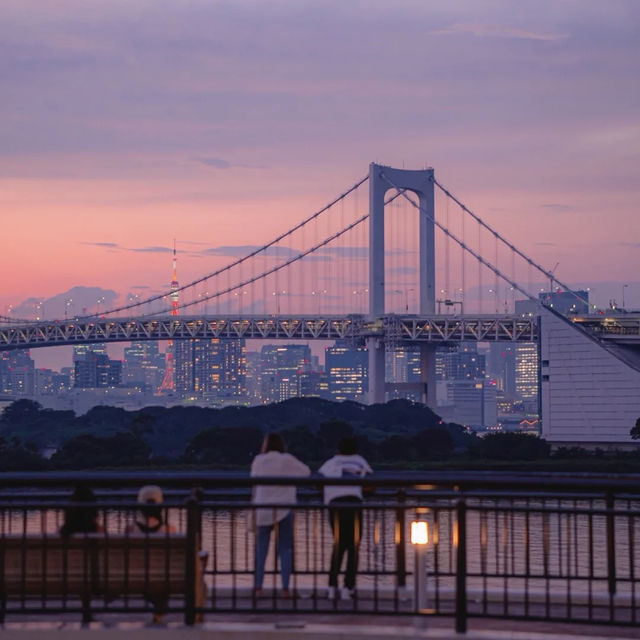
[540,309,640,445]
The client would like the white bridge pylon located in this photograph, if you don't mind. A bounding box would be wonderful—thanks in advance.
[368,163,436,405]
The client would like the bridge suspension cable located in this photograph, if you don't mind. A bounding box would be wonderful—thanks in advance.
[139,188,408,317]
[432,177,589,308]
[93,175,370,318]
[141,213,371,316]
[380,171,555,307]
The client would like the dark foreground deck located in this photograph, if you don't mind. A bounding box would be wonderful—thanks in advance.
[2,470,640,635]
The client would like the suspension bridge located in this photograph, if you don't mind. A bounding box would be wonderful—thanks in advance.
[2,163,639,440]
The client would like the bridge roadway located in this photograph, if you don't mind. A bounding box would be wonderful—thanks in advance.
[1,313,638,351]
[0,313,539,350]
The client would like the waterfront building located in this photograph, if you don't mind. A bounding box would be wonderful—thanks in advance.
[540,307,640,445]
[325,342,368,402]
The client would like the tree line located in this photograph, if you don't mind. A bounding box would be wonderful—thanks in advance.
[0,398,639,471]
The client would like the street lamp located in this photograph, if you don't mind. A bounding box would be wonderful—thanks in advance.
[623,284,629,310]
[393,289,414,313]
[234,290,248,315]
[272,290,287,315]
[351,288,368,313]
[411,513,429,612]
[404,288,415,313]
[312,289,327,314]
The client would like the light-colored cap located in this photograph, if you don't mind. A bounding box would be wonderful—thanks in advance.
[137,485,163,504]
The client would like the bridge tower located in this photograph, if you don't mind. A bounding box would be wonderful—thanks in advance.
[367,163,436,405]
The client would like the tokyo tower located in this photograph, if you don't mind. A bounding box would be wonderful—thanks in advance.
[157,242,179,393]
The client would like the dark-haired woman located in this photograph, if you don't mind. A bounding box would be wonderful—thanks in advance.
[251,433,310,597]
[60,484,102,535]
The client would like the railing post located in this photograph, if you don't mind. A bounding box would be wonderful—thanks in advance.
[396,489,406,588]
[606,490,616,596]
[455,498,467,634]
[185,495,200,625]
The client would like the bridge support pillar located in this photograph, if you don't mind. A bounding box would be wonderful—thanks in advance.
[420,344,437,408]
[367,337,386,404]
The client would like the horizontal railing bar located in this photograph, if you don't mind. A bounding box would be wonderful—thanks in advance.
[2,470,640,492]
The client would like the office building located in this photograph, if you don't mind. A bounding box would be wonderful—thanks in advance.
[174,338,246,401]
[74,353,122,388]
[325,342,368,402]
[123,341,166,391]
[0,350,35,395]
[515,342,538,400]
[259,344,313,404]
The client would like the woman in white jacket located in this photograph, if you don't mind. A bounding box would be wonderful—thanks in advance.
[251,433,310,597]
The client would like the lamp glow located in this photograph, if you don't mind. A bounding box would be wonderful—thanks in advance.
[411,520,429,545]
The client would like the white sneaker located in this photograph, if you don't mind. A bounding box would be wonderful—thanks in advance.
[340,587,354,601]
[326,586,336,599]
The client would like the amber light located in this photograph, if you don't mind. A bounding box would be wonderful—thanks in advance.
[410,520,429,545]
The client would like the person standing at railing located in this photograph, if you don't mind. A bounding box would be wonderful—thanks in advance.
[319,436,373,601]
[251,432,310,598]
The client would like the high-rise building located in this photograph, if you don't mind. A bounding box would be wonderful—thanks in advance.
[74,353,122,388]
[259,344,313,404]
[325,342,368,402]
[73,343,107,362]
[123,342,165,391]
[386,347,421,384]
[436,343,486,381]
[515,342,538,400]
[0,350,35,395]
[174,338,246,401]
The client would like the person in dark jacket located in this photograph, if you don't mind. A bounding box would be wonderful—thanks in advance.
[60,484,102,535]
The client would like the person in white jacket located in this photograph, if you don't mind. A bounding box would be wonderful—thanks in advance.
[251,432,310,597]
[319,436,373,600]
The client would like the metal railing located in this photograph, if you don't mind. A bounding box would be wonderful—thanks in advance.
[1,471,639,632]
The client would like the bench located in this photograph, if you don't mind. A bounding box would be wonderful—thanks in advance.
[0,534,206,624]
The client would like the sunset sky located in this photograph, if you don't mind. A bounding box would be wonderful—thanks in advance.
[2,0,639,328]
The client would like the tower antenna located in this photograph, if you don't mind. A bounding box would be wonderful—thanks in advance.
[158,240,179,394]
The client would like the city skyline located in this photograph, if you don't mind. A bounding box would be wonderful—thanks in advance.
[2,0,639,326]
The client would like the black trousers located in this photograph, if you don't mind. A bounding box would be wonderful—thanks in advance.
[328,496,363,589]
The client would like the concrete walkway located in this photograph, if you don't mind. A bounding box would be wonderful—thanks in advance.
[3,615,640,639]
